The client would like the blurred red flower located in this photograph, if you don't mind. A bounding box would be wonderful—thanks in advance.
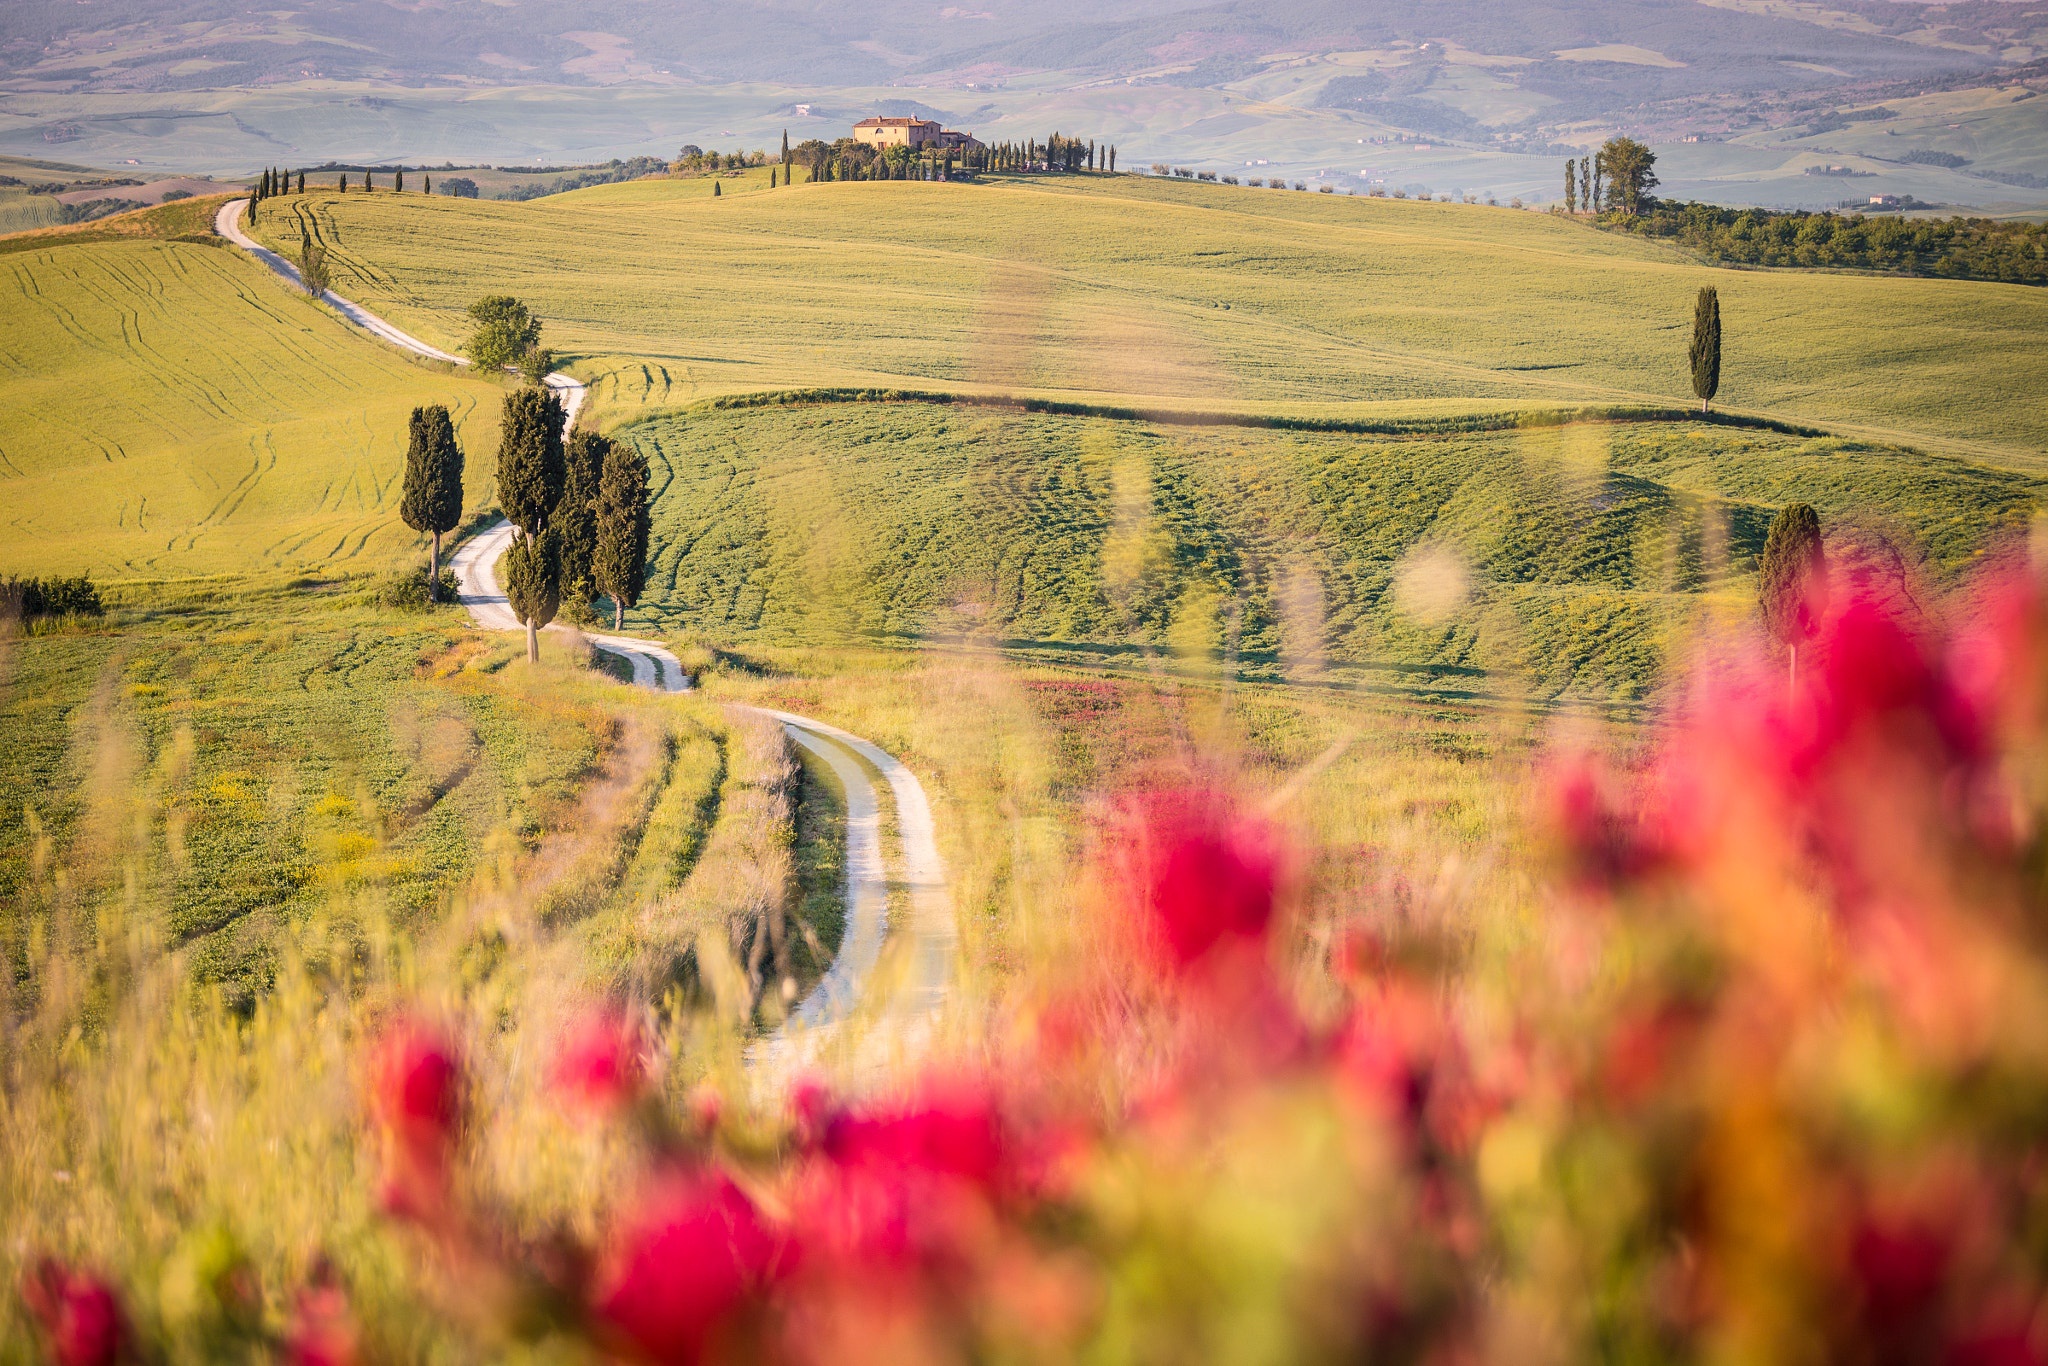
[1123,792,1282,970]
[21,1260,127,1366]
[592,1171,788,1365]
[366,1017,463,1221]
[550,1008,649,1116]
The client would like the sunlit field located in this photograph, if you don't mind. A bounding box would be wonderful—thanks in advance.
[10,153,2048,1365]
[245,174,2048,468]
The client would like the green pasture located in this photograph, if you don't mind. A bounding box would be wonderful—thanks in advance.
[247,173,2048,470]
[0,224,510,577]
[616,402,2042,700]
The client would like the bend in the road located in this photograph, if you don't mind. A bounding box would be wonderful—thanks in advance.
[223,200,953,1059]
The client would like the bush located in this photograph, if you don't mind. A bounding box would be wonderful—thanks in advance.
[372,567,459,611]
[1,574,103,622]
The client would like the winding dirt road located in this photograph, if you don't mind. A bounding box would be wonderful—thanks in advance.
[218,197,952,1060]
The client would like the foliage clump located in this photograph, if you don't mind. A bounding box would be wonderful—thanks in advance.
[1,574,102,622]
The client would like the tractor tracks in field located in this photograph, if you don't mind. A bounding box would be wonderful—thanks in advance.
[214,197,955,1072]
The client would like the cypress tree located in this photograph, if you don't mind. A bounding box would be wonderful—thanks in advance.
[503,529,561,663]
[423,173,431,195]
[496,386,566,539]
[396,168,405,192]
[496,386,567,660]
[782,128,791,173]
[1579,160,1590,214]
[339,173,348,193]
[592,441,651,632]
[557,430,608,599]
[1564,158,1577,214]
[1690,286,1722,414]
[1758,504,1826,692]
[400,404,465,602]
[713,179,722,197]
[297,171,306,194]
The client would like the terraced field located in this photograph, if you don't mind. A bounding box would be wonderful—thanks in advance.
[0,216,509,577]
[246,173,2048,469]
[619,401,2043,698]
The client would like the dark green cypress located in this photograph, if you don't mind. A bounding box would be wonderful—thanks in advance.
[297,171,305,194]
[557,430,608,596]
[503,528,561,662]
[1758,504,1826,690]
[496,387,566,538]
[592,440,651,632]
[400,405,465,602]
[1690,286,1722,414]
[714,179,722,197]
[396,168,405,192]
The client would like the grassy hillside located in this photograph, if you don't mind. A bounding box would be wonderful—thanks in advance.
[245,173,2048,470]
[617,401,2042,699]
[0,217,509,577]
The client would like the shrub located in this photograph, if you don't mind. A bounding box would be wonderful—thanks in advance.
[1,574,103,621]
[371,567,459,610]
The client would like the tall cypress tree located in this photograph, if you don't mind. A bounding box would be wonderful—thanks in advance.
[496,386,567,660]
[423,173,431,195]
[400,405,465,602]
[1579,160,1590,214]
[396,168,405,192]
[782,128,792,173]
[592,441,651,632]
[713,179,722,197]
[1690,286,1722,414]
[504,530,561,660]
[1758,504,1826,692]
[297,171,306,194]
[1564,158,1577,214]
[497,387,566,539]
[557,430,608,601]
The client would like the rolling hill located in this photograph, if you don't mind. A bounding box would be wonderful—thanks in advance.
[0,202,509,576]
[243,172,2048,470]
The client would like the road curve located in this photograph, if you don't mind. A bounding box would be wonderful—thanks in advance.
[217,195,955,1049]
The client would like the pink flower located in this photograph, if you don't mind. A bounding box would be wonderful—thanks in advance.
[366,1017,463,1221]
[21,1260,127,1366]
[283,1262,358,1366]
[592,1171,788,1365]
[1121,792,1282,970]
[550,1008,649,1116]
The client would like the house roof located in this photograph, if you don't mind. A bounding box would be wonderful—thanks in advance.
[854,116,940,129]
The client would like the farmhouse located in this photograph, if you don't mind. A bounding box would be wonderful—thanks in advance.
[853,117,982,152]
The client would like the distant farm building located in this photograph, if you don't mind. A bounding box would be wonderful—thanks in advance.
[853,117,983,152]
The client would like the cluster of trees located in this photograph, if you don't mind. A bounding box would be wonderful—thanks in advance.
[491,389,653,658]
[464,296,554,383]
[0,574,102,622]
[986,134,1114,174]
[1613,200,2048,286]
[1561,137,1659,217]
[671,146,767,175]
[786,136,977,183]
[398,388,651,651]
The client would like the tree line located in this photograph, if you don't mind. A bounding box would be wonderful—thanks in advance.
[774,129,1117,186]
[1609,200,2048,287]
[1557,136,2046,285]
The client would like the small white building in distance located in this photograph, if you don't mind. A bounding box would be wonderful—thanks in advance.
[852,117,982,152]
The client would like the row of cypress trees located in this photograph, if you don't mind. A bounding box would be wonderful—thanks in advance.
[250,166,434,206]
[987,135,1116,174]
[399,390,650,656]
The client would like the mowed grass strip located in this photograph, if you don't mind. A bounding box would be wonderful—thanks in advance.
[247,174,2048,468]
[616,403,2042,698]
[0,229,509,577]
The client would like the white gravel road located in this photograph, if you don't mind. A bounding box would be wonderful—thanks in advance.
[213,198,951,1053]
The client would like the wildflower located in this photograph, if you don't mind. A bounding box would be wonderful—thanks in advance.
[1123,792,1282,970]
[592,1171,787,1364]
[21,1260,127,1366]
[550,1008,649,1116]
[367,1017,463,1221]
[283,1260,359,1366]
